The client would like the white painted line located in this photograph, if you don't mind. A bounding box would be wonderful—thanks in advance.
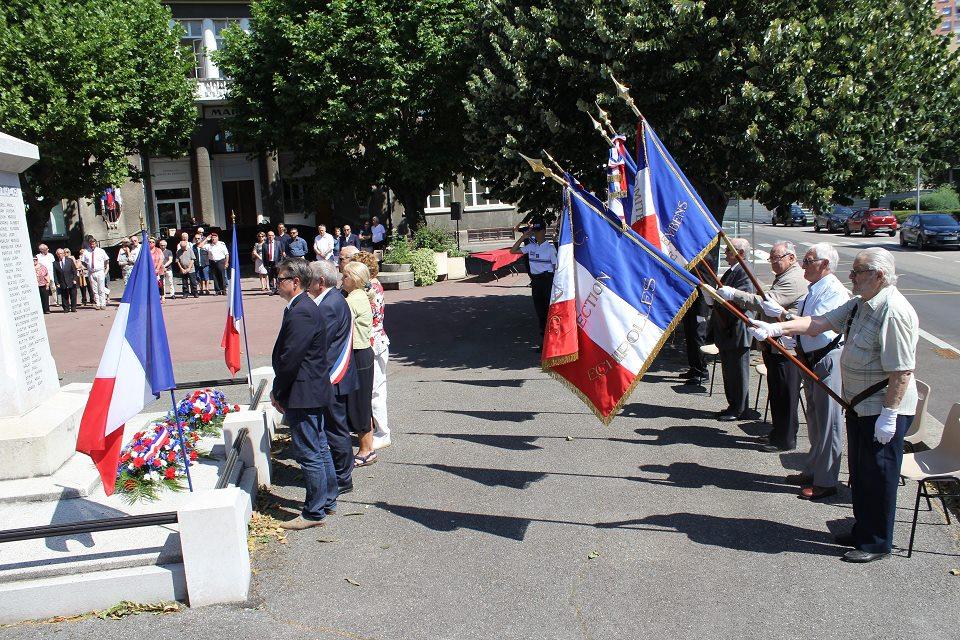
[919,329,960,357]
[758,242,772,248]
[918,253,943,260]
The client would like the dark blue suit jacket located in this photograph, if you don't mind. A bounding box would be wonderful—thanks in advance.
[257,239,283,263]
[271,292,336,409]
[342,233,361,250]
[315,289,359,397]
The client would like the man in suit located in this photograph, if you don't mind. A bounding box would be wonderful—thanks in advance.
[341,224,361,250]
[309,260,359,493]
[52,247,78,313]
[708,238,756,421]
[258,230,283,292]
[276,223,292,258]
[271,258,338,530]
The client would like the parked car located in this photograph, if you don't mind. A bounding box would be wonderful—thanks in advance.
[814,205,853,232]
[844,208,898,236]
[899,213,960,249]
[771,204,808,226]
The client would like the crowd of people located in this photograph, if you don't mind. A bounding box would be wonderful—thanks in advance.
[269,243,391,530]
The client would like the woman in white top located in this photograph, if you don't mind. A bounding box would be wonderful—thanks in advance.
[251,231,269,291]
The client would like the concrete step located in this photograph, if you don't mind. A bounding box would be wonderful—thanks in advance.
[382,279,415,290]
[380,263,411,272]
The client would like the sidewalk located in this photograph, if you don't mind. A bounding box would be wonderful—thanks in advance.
[12,273,960,639]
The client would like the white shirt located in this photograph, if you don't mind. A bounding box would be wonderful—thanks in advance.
[286,291,305,310]
[206,241,229,262]
[520,240,557,275]
[314,233,334,259]
[36,252,55,275]
[371,224,386,243]
[129,245,141,263]
[312,287,334,305]
[797,272,850,352]
[81,247,109,273]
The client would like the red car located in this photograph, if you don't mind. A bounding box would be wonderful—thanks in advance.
[844,208,898,237]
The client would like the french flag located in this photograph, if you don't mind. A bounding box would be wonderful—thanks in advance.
[542,179,698,423]
[221,228,244,376]
[76,231,175,495]
[606,134,636,226]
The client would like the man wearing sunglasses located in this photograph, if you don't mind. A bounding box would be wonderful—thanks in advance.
[717,241,807,451]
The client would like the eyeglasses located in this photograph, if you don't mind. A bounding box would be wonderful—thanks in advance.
[768,253,793,262]
[802,257,825,266]
[276,276,295,283]
[850,267,875,277]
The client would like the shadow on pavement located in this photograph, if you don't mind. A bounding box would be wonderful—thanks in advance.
[620,403,716,421]
[632,462,796,494]
[633,424,761,449]
[427,378,531,388]
[596,512,843,556]
[411,463,548,490]
[374,501,532,541]
[403,432,543,451]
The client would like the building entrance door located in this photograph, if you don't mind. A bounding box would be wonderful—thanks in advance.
[155,187,193,232]
[221,180,257,227]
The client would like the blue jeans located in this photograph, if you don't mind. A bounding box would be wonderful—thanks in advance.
[285,408,338,520]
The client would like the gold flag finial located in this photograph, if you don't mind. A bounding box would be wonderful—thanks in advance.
[587,112,613,145]
[609,72,642,118]
[540,149,566,178]
[594,100,617,136]
[518,152,567,186]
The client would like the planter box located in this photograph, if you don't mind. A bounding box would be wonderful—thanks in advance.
[447,256,467,280]
[433,251,448,281]
[380,263,411,272]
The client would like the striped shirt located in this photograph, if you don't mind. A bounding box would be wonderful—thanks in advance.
[822,286,919,416]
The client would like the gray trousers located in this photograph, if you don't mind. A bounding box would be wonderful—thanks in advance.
[801,348,844,487]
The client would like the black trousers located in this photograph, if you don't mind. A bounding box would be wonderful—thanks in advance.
[38,286,50,313]
[529,271,554,337]
[324,395,355,489]
[719,346,750,416]
[847,412,911,553]
[58,286,77,312]
[264,260,277,289]
[180,272,198,297]
[682,302,707,375]
[211,259,227,293]
[762,349,801,449]
[346,348,375,434]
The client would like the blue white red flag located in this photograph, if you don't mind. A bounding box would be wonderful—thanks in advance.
[606,135,635,225]
[76,231,175,495]
[542,177,698,423]
[632,120,719,266]
[221,229,244,376]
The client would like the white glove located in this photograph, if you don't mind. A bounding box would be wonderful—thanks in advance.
[874,407,898,445]
[717,286,737,301]
[780,336,796,349]
[747,320,784,342]
[761,299,786,318]
[698,285,715,306]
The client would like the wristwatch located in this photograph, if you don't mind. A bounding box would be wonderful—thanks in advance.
[784,312,796,321]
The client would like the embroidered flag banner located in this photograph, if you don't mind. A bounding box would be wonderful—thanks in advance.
[76,231,176,494]
[632,120,720,267]
[542,178,698,423]
[606,135,636,225]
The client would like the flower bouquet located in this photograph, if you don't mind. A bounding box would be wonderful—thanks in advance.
[176,388,241,437]
[116,419,200,503]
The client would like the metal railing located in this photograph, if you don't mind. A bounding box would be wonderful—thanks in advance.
[215,427,248,490]
[248,379,267,410]
[0,512,178,544]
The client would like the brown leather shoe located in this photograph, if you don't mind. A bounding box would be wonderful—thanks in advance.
[798,485,838,501]
[279,516,326,530]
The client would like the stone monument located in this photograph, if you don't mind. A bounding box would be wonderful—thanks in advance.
[0,132,91,487]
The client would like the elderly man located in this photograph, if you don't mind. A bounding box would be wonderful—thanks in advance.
[765,243,849,499]
[708,238,755,421]
[749,248,919,563]
[339,244,359,270]
[314,224,335,263]
[718,240,806,451]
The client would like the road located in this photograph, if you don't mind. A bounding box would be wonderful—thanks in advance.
[721,209,960,424]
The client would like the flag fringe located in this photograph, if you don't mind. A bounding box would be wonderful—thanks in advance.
[540,352,578,370]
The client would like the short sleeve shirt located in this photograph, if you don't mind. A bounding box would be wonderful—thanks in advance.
[520,240,557,275]
[206,242,229,262]
[371,225,387,243]
[822,286,919,416]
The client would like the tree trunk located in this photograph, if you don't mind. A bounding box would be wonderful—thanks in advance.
[394,188,427,233]
[20,174,56,249]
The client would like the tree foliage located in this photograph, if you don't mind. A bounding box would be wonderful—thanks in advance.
[217,0,479,229]
[465,0,960,220]
[0,0,196,245]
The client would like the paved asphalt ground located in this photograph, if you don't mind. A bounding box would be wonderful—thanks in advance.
[5,268,960,639]
[722,212,960,424]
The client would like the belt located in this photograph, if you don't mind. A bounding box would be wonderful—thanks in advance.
[796,334,843,369]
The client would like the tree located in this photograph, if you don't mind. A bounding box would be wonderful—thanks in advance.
[0,0,196,245]
[465,0,960,221]
[216,0,478,230]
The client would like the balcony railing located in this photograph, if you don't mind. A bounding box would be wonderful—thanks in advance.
[194,77,230,102]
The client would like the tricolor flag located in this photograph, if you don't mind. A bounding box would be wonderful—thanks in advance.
[632,119,720,267]
[542,178,698,423]
[221,228,244,376]
[76,231,175,495]
[606,135,636,225]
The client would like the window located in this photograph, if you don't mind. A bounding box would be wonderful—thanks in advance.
[283,180,314,213]
[213,130,241,153]
[944,7,953,15]
[426,184,452,210]
[176,20,205,79]
[942,20,952,31]
[464,178,502,208]
[43,203,67,239]
[213,19,242,51]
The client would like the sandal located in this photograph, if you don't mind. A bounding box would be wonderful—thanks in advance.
[355,451,378,467]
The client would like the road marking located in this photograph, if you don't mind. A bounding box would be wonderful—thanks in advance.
[758,242,772,248]
[918,253,943,260]
[919,329,960,357]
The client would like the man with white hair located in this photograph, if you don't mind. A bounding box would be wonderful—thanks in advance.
[764,243,849,499]
[718,240,807,451]
[749,247,919,563]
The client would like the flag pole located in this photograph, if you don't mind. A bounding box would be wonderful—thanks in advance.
[697,281,849,410]
[232,212,256,403]
[609,72,643,119]
[169,392,194,492]
[717,230,769,300]
[586,112,614,146]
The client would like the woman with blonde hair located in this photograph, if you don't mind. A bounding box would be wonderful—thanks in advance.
[354,252,391,449]
[342,261,377,466]
[252,231,269,291]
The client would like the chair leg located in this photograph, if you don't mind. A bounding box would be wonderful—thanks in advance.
[936,482,952,525]
[709,356,717,397]
[908,481,923,558]
[799,394,806,419]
